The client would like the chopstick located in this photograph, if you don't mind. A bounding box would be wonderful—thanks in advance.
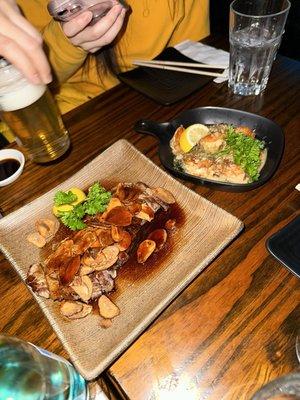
[133,60,226,78]
[134,59,227,69]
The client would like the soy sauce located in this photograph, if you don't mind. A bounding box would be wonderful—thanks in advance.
[0,158,20,181]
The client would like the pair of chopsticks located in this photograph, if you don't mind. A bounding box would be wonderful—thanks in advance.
[133,59,228,78]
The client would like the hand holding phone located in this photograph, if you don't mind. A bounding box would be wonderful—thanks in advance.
[47,0,126,23]
[49,0,127,53]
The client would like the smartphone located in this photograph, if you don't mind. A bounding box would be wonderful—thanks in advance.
[47,0,126,23]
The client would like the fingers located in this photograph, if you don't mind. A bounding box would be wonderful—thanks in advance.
[10,13,45,42]
[0,18,52,84]
[76,5,124,44]
[87,8,126,53]
[0,1,52,84]
[63,5,126,52]
[0,34,40,84]
[62,11,93,37]
[1,0,42,41]
[1,0,19,13]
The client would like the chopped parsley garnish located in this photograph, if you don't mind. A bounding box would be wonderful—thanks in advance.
[54,190,77,206]
[84,182,111,215]
[221,126,265,182]
[58,204,87,231]
[55,183,111,231]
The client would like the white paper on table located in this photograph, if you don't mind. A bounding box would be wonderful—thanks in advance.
[174,40,229,83]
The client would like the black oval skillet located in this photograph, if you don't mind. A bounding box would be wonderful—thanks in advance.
[134,106,284,192]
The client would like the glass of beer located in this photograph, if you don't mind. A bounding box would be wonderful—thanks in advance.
[0,58,70,163]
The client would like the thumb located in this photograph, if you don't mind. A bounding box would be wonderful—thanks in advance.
[62,10,93,37]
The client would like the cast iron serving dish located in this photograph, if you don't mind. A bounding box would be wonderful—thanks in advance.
[134,106,284,192]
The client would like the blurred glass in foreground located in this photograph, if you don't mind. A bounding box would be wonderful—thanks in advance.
[0,335,86,399]
[0,335,108,399]
[250,371,300,400]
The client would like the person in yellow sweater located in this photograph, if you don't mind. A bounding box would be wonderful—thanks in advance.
[0,0,209,142]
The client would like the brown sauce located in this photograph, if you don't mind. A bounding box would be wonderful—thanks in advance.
[111,202,185,300]
[0,158,20,181]
[40,181,186,306]
[41,224,71,260]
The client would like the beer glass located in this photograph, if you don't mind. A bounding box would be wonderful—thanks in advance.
[228,0,290,96]
[0,58,70,163]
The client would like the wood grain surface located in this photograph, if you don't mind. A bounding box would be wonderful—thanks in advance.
[0,36,299,399]
[0,140,243,380]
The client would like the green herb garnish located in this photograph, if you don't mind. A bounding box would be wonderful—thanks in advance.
[54,190,77,206]
[58,203,87,231]
[84,182,111,215]
[55,182,111,231]
[222,126,265,182]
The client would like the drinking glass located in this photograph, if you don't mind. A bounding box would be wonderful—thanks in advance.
[251,333,300,400]
[250,372,300,399]
[0,58,70,164]
[228,0,290,96]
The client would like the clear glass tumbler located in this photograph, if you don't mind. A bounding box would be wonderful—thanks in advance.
[250,372,300,400]
[228,0,290,96]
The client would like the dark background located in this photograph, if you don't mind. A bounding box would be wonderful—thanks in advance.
[210,0,300,61]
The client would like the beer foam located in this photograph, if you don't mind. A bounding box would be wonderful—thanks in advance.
[0,83,46,111]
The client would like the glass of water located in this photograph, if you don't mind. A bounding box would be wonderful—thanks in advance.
[250,371,300,400]
[250,333,300,400]
[228,0,290,96]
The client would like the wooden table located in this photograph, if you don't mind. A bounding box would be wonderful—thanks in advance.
[1,38,300,399]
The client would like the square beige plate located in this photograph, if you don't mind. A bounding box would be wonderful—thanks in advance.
[0,139,243,380]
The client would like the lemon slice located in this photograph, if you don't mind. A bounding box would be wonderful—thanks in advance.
[179,124,210,153]
[69,187,86,205]
[52,204,74,217]
[52,187,86,217]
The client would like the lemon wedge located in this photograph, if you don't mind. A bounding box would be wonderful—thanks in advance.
[179,124,210,153]
[69,187,86,205]
[52,204,74,217]
[52,187,87,217]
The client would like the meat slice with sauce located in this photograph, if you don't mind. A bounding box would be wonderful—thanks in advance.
[26,182,177,321]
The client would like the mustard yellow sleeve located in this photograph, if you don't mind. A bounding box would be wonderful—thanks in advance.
[167,0,210,47]
[42,20,88,84]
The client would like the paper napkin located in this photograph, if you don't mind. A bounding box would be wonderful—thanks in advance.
[174,40,229,83]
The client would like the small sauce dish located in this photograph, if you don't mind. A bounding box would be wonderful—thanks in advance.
[0,149,25,187]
